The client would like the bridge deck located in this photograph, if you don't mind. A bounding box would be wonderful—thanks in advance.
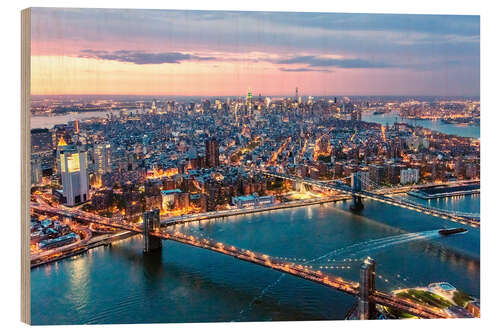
[31,202,449,319]
[263,171,479,228]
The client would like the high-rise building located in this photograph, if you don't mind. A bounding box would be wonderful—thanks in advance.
[368,164,387,184]
[246,89,253,110]
[295,87,299,102]
[73,120,79,134]
[315,135,331,157]
[51,125,71,149]
[151,99,157,113]
[351,109,362,121]
[93,142,112,177]
[205,138,220,168]
[59,144,89,206]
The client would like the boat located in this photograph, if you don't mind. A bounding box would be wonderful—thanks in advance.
[439,228,467,236]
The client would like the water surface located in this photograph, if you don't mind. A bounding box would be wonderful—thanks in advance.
[363,112,480,138]
[31,195,480,324]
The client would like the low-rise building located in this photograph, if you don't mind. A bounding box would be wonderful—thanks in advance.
[400,168,419,185]
[161,189,182,210]
[232,193,275,208]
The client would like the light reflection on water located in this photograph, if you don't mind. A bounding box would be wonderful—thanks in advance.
[31,195,480,325]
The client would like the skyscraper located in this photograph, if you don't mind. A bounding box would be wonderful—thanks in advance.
[73,120,79,134]
[205,138,220,168]
[59,144,89,206]
[51,125,70,149]
[151,99,157,113]
[295,87,298,102]
[246,88,253,111]
[93,142,112,177]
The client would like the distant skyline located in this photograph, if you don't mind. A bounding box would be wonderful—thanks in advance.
[31,8,480,96]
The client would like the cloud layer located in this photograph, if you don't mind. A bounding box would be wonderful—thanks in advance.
[30,8,480,96]
[276,56,393,69]
[80,49,215,64]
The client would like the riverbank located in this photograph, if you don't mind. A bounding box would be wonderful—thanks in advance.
[363,111,480,138]
[161,194,351,226]
[409,183,480,200]
[31,193,480,324]
[388,283,478,318]
[31,195,351,268]
[31,231,136,268]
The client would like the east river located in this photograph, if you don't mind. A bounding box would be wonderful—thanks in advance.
[31,194,480,324]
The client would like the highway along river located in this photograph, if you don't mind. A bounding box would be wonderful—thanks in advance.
[31,194,479,324]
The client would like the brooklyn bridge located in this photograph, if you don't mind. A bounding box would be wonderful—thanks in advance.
[32,197,452,320]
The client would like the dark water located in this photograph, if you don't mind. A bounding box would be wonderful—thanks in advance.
[363,112,480,138]
[31,195,480,325]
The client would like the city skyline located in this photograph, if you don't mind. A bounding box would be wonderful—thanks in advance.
[25,8,480,324]
[31,9,479,96]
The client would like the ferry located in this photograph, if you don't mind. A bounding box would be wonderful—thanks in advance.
[439,228,467,236]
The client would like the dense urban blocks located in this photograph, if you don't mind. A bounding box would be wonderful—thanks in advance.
[29,94,480,321]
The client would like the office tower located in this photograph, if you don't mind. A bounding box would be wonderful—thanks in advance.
[93,142,112,177]
[246,88,253,110]
[151,99,157,113]
[51,124,71,149]
[73,120,79,134]
[368,164,387,184]
[315,135,331,160]
[351,109,362,121]
[295,87,298,102]
[54,136,68,177]
[265,97,271,108]
[59,144,89,206]
[205,138,220,168]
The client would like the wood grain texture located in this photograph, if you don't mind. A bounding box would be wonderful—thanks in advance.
[21,7,31,325]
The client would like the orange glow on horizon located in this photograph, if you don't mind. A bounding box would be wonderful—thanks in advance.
[29,55,365,96]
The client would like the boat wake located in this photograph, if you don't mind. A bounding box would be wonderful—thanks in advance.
[237,229,441,320]
[314,230,441,262]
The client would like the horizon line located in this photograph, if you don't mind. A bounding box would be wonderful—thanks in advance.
[31,93,480,98]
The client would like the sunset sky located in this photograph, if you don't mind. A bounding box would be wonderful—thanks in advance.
[30,8,480,96]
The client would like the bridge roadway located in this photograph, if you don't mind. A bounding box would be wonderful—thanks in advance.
[261,171,479,228]
[158,196,350,227]
[31,202,448,319]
